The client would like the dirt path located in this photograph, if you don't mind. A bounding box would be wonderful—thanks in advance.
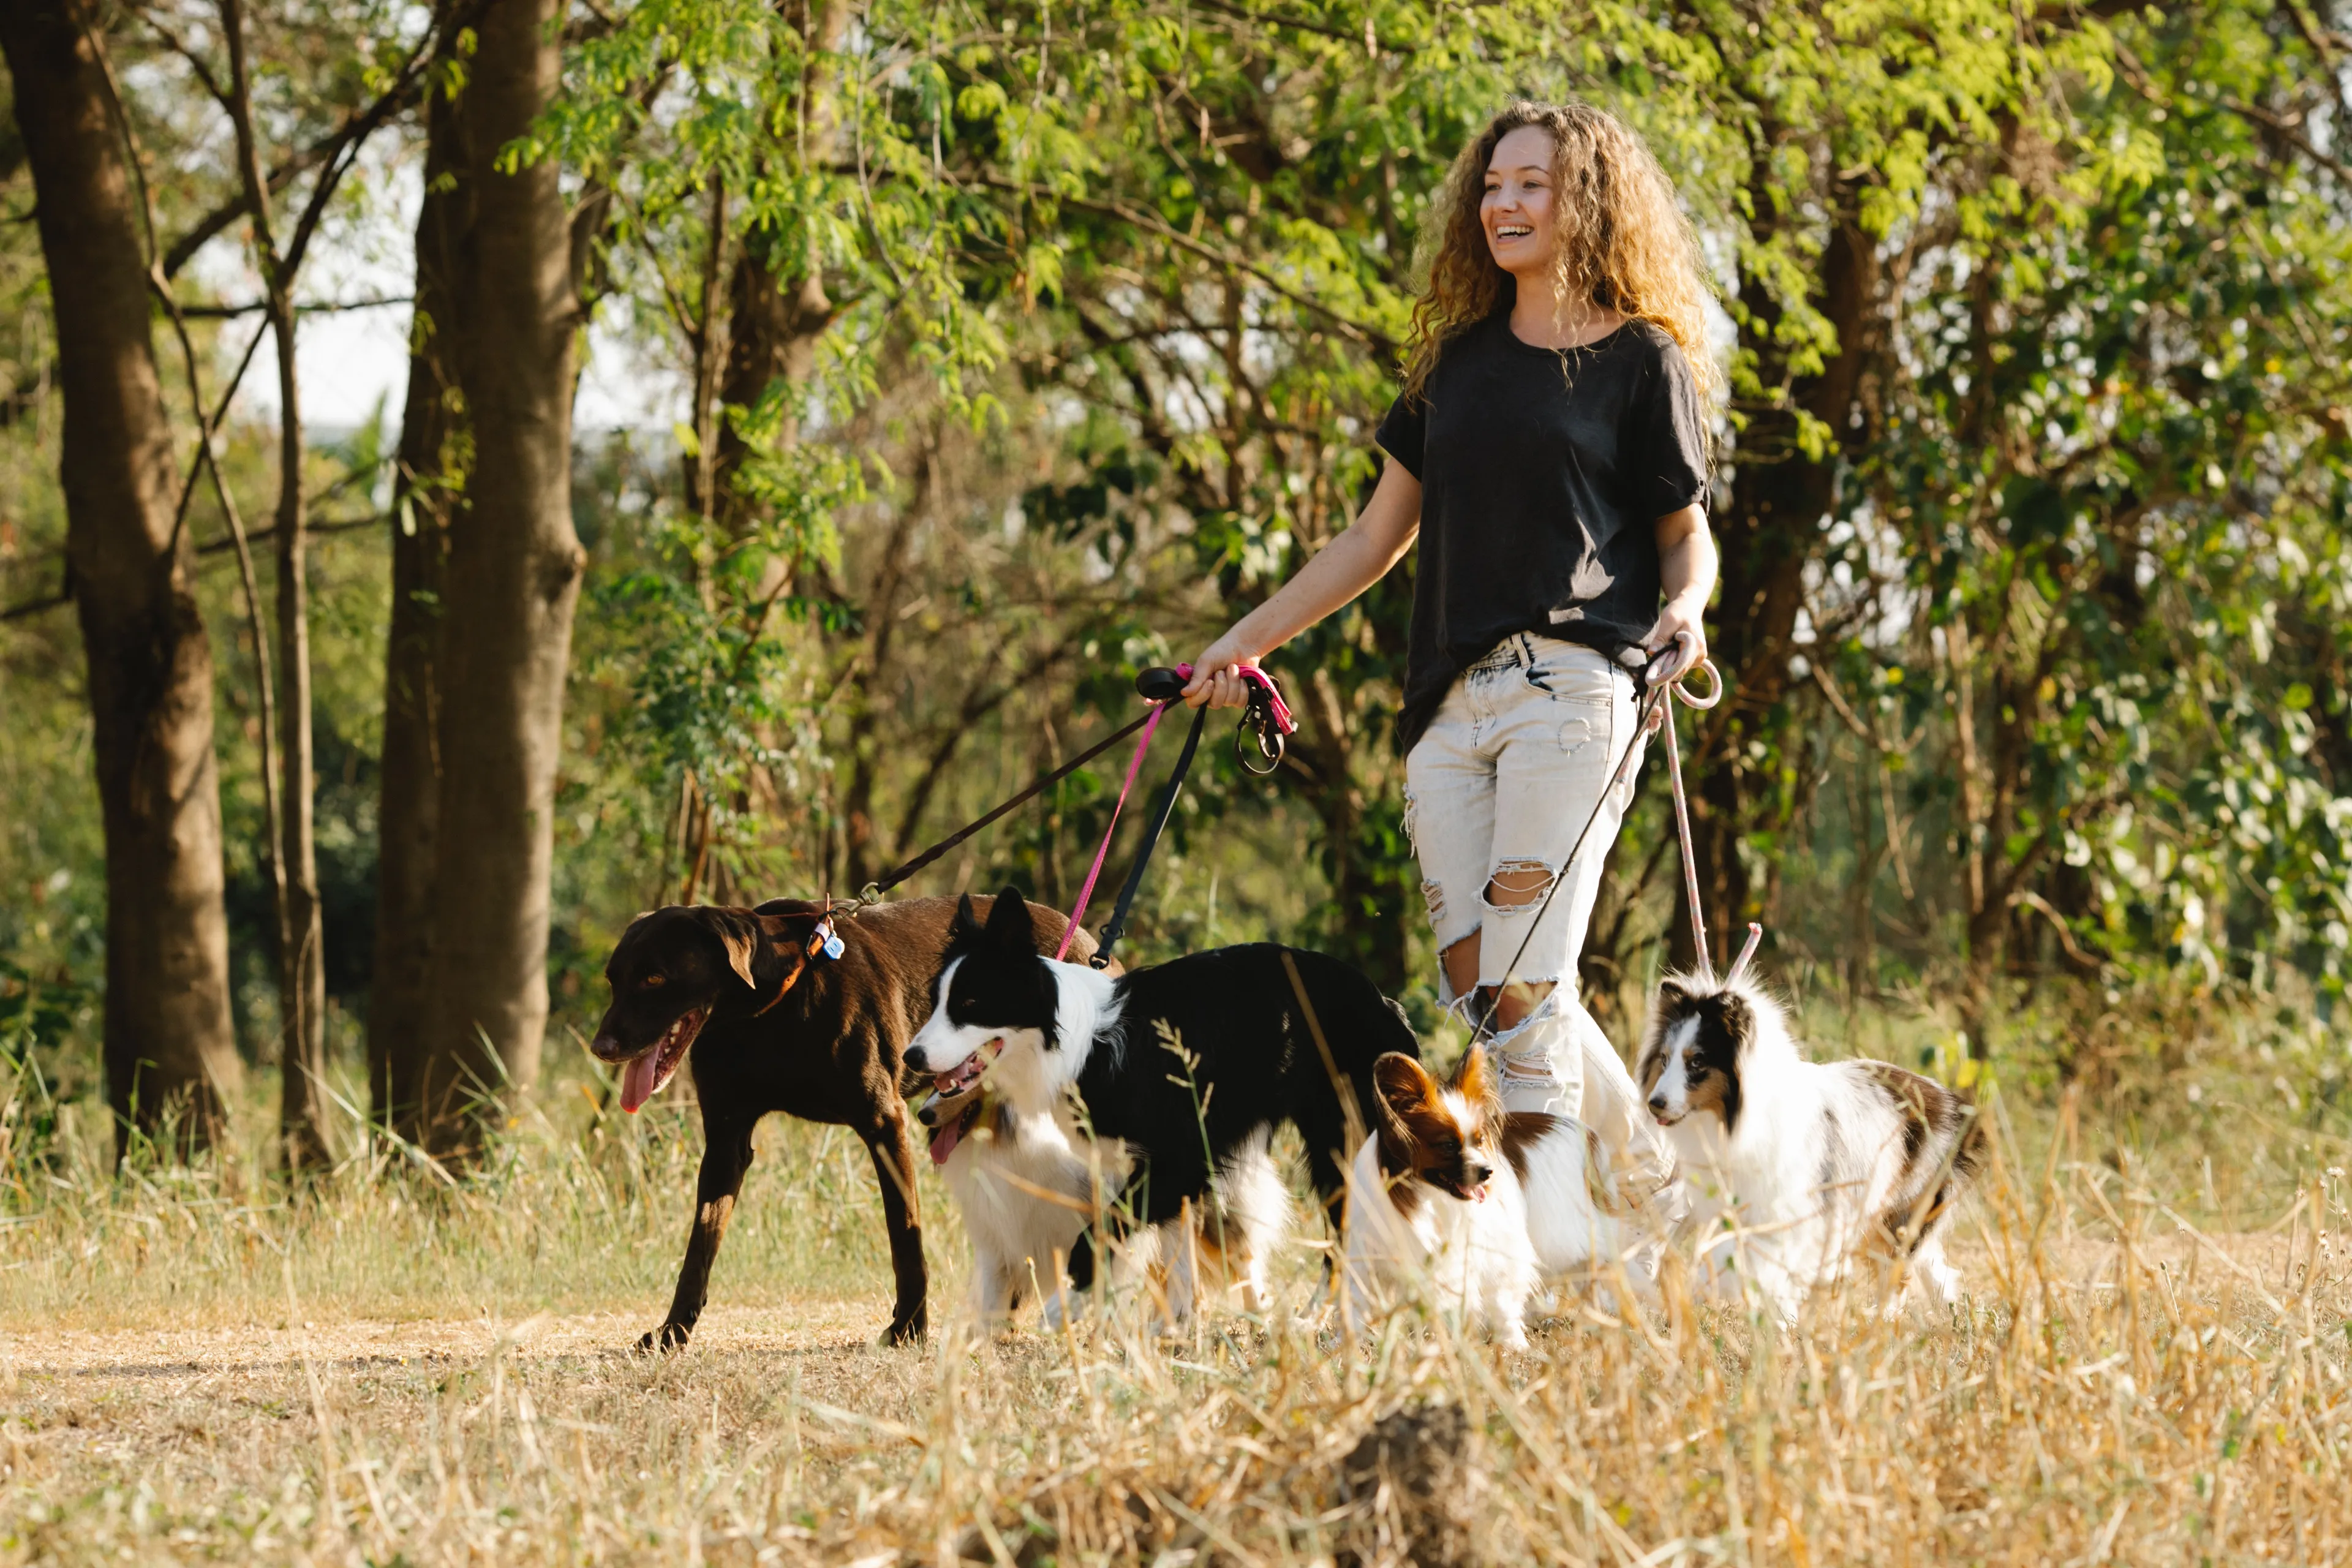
[1,1297,948,1481]
[4,1298,883,1382]
[6,1227,2317,1396]
[3,1231,2340,1566]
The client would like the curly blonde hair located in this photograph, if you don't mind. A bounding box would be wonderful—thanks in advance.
[1403,101,1717,406]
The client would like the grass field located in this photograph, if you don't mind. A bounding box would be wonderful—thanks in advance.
[4,1012,2349,1566]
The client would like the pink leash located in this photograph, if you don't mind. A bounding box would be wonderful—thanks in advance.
[1053,701,1169,961]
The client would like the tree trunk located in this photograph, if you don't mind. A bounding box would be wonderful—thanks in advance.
[413,0,588,1154]
[2,0,243,1155]
[266,306,330,1163]
[372,55,461,1137]
[1679,197,1878,973]
[220,0,331,1170]
[708,0,848,523]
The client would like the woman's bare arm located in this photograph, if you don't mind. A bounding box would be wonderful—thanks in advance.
[1180,461,1423,709]
[1642,503,1717,681]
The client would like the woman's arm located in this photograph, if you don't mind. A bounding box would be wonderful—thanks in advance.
[1643,503,1717,682]
[1180,461,1423,709]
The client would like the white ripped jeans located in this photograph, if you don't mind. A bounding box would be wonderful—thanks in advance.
[1404,634,1678,1208]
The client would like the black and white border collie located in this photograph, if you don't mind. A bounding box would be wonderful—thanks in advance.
[1344,1048,1644,1348]
[1634,967,1986,1321]
[906,888,1417,1322]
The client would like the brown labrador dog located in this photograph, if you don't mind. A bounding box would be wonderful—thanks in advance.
[589,894,1091,1349]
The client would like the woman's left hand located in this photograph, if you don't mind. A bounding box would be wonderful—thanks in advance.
[1641,594,1708,685]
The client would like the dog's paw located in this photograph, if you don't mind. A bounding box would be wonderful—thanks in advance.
[636,1322,692,1355]
[880,1312,928,1349]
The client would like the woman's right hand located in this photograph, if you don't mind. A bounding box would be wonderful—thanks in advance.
[1181,637,1262,709]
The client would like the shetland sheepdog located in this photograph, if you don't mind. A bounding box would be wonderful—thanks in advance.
[1343,1047,1642,1348]
[906,888,1413,1322]
[1634,966,1986,1321]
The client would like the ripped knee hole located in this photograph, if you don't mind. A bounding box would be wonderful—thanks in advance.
[1482,859,1558,909]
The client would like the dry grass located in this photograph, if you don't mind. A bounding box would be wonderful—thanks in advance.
[2,1050,2349,1566]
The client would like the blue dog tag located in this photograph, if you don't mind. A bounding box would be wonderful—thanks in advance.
[813,917,845,960]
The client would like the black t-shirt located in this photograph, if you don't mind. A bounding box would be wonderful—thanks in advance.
[1376,315,1708,752]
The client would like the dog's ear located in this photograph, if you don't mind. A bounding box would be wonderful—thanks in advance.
[952,892,981,937]
[1718,992,1756,1055]
[690,907,762,990]
[985,886,1038,954]
[1656,974,1693,1012]
[1373,1052,1437,1142]
[1452,1039,1496,1109]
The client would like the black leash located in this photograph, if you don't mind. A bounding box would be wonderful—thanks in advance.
[853,665,1289,960]
[1090,699,1207,967]
[1087,663,1290,965]
[854,706,1158,904]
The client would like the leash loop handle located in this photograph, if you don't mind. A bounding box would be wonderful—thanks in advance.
[1146,663,1297,776]
[1667,655,1723,710]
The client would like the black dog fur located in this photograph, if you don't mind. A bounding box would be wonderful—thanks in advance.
[903,888,1419,1295]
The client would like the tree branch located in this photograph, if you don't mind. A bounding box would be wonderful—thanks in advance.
[2012,889,2106,973]
[1183,0,1417,55]
[963,172,1394,352]
[178,293,413,318]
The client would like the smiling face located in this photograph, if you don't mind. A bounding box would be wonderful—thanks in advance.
[589,906,775,1113]
[903,889,1059,1090]
[1480,124,1558,283]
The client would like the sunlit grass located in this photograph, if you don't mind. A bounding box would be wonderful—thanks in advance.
[2,1006,2348,1565]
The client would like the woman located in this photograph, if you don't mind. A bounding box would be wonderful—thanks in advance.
[1182,100,1717,1211]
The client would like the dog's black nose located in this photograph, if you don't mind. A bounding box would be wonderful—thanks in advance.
[1646,1092,1668,1114]
[904,1047,929,1074]
[1469,1161,1493,1186]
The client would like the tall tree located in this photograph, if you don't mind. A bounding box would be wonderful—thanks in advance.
[216,0,328,1169]
[371,23,462,1136]
[1,0,243,1154]
[406,0,592,1152]
[133,0,441,1161]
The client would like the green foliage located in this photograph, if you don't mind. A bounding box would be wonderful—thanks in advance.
[4,0,2351,1103]
[0,959,89,1175]
[1804,0,2352,1009]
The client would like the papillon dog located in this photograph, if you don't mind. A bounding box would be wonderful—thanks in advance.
[1344,1047,1643,1348]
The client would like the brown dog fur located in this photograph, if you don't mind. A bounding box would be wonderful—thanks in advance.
[589,895,1092,1349]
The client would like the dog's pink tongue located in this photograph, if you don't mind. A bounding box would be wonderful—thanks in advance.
[929,1114,967,1167]
[620,1052,661,1114]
